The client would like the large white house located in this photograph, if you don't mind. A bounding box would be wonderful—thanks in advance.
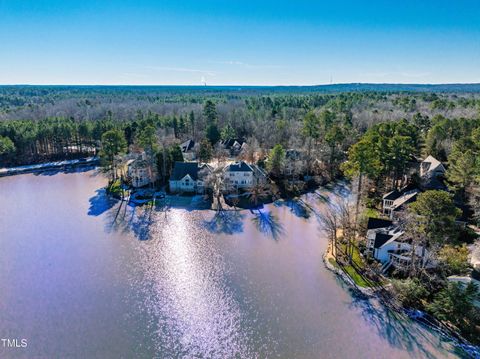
[223,161,267,190]
[224,161,254,189]
[365,217,434,274]
[169,161,211,193]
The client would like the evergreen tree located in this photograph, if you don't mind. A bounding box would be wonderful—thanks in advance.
[206,123,221,145]
[221,124,236,140]
[170,145,184,162]
[99,129,127,182]
[409,190,461,245]
[446,148,477,200]
[198,139,213,162]
[203,100,217,124]
[267,144,286,177]
[0,135,15,156]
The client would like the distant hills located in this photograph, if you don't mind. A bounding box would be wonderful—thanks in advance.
[2,83,480,94]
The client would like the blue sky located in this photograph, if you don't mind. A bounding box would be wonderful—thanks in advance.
[1,0,479,85]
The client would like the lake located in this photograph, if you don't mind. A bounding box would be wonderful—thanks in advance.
[0,170,463,358]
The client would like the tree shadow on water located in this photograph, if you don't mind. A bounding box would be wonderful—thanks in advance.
[348,292,460,359]
[274,198,312,219]
[203,210,245,235]
[251,210,284,241]
[88,188,119,216]
[106,202,156,241]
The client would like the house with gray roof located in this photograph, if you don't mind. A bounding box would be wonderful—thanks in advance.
[382,186,420,219]
[223,161,267,190]
[169,161,212,193]
[365,217,434,273]
[220,139,246,156]
[180,139,196,161]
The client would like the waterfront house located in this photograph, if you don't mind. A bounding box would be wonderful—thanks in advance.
[365,217,434,273]
[169,161,212,193]
[180,139,196,161]
[382,186,420,219]
[223,161,267,190]
[224,161,254,189]
[127,153,158,188]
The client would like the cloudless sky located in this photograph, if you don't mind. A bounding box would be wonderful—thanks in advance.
[1,0,479,85]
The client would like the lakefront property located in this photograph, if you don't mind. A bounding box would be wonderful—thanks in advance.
[2,1,480,357]
[0,88,479,356]
[2,87,480,358]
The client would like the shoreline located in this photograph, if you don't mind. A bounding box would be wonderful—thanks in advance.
[0,157,99,177]
[322,242,376,296]
[322,244,480,358]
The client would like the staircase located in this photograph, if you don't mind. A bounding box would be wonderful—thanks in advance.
[381,261,393,274]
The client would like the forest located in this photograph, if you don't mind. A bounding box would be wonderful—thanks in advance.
[1,84,480,168]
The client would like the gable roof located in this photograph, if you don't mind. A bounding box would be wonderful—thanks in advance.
[180,139,195,153]
[367,217,393,230]
[171,161,199,181]
[383,189,402,201]
[225,161,253,172]
[383,185,419,202]
[374,233,393,248]
[421,155,445,175]
[221,139,244,149]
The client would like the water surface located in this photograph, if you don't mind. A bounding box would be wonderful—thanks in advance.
[0,171,462,358]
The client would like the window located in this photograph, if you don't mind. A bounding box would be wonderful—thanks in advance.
[244,173,249,176]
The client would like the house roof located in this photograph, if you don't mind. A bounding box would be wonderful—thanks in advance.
[221,139,244,149]
[374,233,393,248]
[392,191,419,212]
[383,190,401,201]
[421,155,444,175]
[372,226,405,248]
[171,161,199,181]
[367,217,393,230]
[225,161,253,172]
[180,139,195,153]
[128,157,149,170]
[383,185,420,210]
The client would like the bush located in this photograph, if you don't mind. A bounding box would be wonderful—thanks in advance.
[392,278,429,308]
[427,282,480,343]
[438,244,471,275]
[107,180,123,198]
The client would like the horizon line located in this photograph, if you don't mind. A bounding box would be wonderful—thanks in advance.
[1,82,480,87]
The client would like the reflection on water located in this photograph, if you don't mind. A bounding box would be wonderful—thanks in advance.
[251,210,284,240]
[140,211,252,357]
[204,210,245,235]
[0,172,464,358]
